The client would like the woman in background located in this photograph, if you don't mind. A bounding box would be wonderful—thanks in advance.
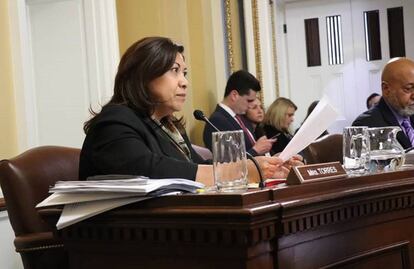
[263,97,297,155]
[295,100,328,137]
[245,98,266,138]
[79,37,296,186]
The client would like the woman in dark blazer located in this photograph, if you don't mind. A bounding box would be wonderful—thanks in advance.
[263,97,297,155]
[79,37,297,186]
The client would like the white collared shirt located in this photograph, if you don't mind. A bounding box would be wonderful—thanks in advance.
[219,103,256,143]
[219,103,236,118]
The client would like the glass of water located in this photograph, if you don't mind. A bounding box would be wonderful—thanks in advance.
[368,126,405,173]
[212,130,248,192]
[343,126,370,176]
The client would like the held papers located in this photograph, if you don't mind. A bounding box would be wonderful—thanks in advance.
[279,95,339,162]
[37,177,204,229]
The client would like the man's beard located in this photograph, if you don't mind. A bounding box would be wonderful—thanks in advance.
[397,105,414,117]
[387,96,414,117]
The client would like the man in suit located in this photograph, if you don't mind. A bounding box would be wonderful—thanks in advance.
[353,58,414,149]
[203,70,275,156]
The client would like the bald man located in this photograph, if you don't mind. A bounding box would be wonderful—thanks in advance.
[352,58,414,149]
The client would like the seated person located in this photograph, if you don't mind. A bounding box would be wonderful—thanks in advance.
[366,93,381,109]
[202,70,275,156]
[79,37,301,186]
[295,100,328,138]
[353,58,414,149]
[244,98,266,139]
[263,97,297,155]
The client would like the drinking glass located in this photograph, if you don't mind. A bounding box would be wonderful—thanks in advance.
[212,130,248,192]
[343,126,370,175]
[368,126,405,173]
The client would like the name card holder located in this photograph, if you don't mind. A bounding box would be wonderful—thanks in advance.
[287,162,347,185]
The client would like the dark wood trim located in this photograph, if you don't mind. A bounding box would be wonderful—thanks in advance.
[388,6,406,58]
[0,198,5,212]
[237,0,248,70]
[304,18,321,67]
[365,10,382,61]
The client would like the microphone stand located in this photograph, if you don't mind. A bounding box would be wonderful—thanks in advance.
[193,110,265,189]
[245,153,265,189]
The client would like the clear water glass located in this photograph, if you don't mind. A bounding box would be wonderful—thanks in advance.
[343,126,370,176]
[368,126,405,173]
[212,130,248,192]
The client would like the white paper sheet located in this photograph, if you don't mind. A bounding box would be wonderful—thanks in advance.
[56,196,151,229]
[38,177,205,229]
[36,192,139,208]
[50,178,204,193]
[279,95,339,161]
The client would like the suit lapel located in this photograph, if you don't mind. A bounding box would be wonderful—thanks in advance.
[216,105,240,130]
[215,105,254,149]
[141,117,187,160]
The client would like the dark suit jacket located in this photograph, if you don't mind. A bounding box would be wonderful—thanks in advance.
[202,105,258,156]
[79,105,204,180]
[352,97,414,149]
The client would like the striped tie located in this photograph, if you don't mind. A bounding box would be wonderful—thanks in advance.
[235,115,256,145]
[401,119,414,146]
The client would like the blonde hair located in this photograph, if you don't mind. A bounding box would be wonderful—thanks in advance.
[263,97,297,132]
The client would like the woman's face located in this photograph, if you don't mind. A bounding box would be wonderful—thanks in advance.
[282,106,296,129]
[246,99,264,124]
[149,53,188,119]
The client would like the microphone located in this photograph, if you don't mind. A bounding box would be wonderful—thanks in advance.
[193,110,220,132]
[193,109,265,189]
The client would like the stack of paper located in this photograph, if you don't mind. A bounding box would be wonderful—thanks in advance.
[37,177,204,230]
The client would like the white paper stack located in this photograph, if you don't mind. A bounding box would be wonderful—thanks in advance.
[37,176,204,230]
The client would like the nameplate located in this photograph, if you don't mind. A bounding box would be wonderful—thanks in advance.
[286,162,347,185]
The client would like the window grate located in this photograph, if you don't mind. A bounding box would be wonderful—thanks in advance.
[326,15,343,65]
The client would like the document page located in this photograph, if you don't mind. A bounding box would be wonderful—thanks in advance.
[36,192,139,208]
[37,176,205,229]
[279,95,339,161]
[56,196,151,229]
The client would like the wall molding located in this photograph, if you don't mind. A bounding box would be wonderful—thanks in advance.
[8,0,119,152]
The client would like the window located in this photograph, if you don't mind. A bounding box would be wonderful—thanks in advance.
[326,15,343,65]
[364,10,382,61]
[304,18,322,67]
[387,7,405,58]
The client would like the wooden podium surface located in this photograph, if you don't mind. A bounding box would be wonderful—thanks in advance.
[40,169,414,269]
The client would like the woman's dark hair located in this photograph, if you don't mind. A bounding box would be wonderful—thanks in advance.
[366,93,380,109]
[306,100,319,118]
[84,37,184,133]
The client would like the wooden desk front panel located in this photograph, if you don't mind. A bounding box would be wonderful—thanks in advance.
[54,191,281,269]
[41,170,414,269]
[275,170,414,269]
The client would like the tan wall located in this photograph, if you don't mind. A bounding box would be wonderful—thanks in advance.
[0,0,18,159]
[116,0,223,146]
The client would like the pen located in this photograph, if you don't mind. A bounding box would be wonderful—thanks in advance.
[405,146,414,153]
[270,133,281,139]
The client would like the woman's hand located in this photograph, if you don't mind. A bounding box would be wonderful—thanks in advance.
[252,136,276,155]
[255,156,283,178]
[249,156,288,182]
[283,154,304,170]
[272,152,304,170]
